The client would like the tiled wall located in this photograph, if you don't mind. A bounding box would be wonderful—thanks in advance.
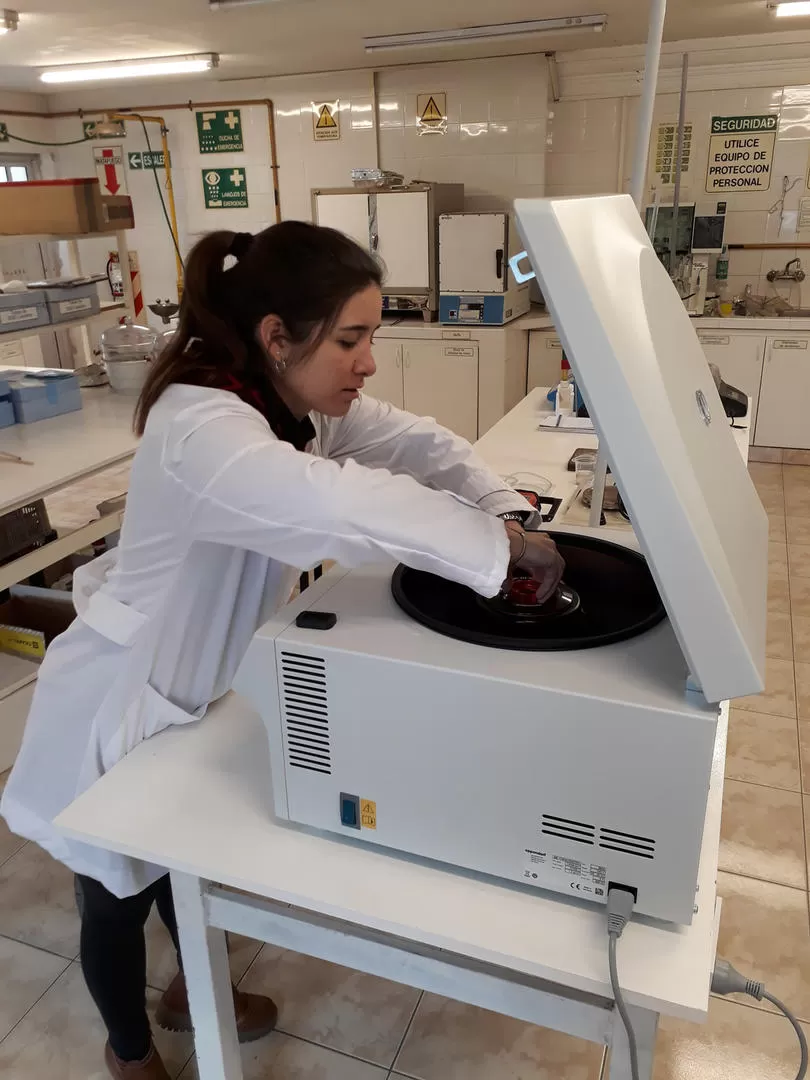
[377,56,547,211]
[547,83,810,306]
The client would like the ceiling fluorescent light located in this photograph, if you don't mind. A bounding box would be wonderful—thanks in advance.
[769,1,810,13]
[40,53,218,85]
[0,9,18,33]
[209,0,281,7]
[364,15,607,53]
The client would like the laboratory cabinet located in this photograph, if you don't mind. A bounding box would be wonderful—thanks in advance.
[527,332,563,391]
[366,339,479,444]
[695,331,767,445]
[754,335,810,449]
[371,319,529,441]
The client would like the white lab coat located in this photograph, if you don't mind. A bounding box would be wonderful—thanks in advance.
[1,384,529,896]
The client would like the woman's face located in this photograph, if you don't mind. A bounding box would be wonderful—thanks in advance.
[266,284,383,418]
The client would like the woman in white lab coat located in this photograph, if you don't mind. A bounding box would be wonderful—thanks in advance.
[1,222,563,1080]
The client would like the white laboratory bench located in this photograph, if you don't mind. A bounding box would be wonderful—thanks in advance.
[525,314,810,456]
[0,386,138,519]
[0,386,139,769]
[54,387,751,1080]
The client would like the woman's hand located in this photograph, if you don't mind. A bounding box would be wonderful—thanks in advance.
[503,523,565,604]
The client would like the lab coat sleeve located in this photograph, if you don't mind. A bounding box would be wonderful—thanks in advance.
[321,395,532,518]
[163,406,510,597]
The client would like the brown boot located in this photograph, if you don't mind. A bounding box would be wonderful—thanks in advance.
[155,971,278,1044]
[104,1041,170,1080]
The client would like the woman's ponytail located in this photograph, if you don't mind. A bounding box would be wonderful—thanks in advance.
[134,231,244,434]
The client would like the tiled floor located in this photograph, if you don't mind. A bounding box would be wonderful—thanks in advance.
[1,461,810,1078]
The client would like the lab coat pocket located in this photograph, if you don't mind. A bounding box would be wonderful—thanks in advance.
[73,550,151,647]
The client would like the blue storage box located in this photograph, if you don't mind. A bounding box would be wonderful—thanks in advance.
[8,370,82,423]
[0,289,49,335]
[0,377,14,428]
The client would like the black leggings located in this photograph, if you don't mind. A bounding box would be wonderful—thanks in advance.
[76,873,182,1063]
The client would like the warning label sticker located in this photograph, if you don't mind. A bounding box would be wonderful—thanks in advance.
[523,849,607,898]
[313,102,340,141]
[360,799,376,830]
[417,93,447,135]
[705,114,777,193]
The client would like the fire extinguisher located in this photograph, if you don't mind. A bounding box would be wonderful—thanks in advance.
[106,251,124,300]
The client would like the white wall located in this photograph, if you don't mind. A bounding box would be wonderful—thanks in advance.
[377,55,547,211]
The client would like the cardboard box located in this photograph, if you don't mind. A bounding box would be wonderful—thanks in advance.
[0,179,134,236]
[0,585,76,662]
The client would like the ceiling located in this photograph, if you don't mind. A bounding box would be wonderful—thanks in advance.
[0,0,805,93]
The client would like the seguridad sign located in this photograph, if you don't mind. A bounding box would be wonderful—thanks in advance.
[705,114,777,193]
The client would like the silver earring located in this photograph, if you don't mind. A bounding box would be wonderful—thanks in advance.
[273,351,287,374]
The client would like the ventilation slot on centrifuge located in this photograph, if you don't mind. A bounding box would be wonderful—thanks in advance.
[541,814,596,847]
[598,827,655,860]
[280,651,331,775]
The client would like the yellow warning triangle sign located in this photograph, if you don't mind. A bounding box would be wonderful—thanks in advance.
[420,96,443,123]
[316,105,337,129]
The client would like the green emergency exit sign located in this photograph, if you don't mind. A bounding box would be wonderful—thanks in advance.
[128,150,168,170]
[202,167,248,209]
[196,109,244,153]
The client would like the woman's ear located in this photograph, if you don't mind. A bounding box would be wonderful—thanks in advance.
[257,314,288,360]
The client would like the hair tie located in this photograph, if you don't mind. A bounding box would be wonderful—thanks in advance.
[229,232,253,261]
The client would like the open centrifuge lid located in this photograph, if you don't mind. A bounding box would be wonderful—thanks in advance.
[514,194,767,704]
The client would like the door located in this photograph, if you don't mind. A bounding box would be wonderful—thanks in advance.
[754,335,810,449]
[314,193,370,250]
[696,331,766,444]
[366,339,404,408]
[527,332,564,392]
[403,340,479,442]
[439,213,507,294]
[376,192,430,289]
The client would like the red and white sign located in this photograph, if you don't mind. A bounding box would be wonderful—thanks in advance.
[93,145,127,196]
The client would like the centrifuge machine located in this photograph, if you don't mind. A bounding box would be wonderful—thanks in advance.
[235,195,767,925]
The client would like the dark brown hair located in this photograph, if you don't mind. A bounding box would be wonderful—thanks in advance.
[134,221,383,434]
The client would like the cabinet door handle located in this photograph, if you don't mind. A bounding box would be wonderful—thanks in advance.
[404,350,411,369]
[395,348,401,368]
[495,248,504,280]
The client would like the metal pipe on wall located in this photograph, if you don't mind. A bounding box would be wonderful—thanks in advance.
[616,97,629,193]
[670,53,689,273]
[371,70,381,170]
[629,0,667,209]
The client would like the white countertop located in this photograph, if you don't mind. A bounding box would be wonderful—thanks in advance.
[0,386,138,516]
[378,307,554,335]
[377,307,810,337]
[476,388,749,502]
[693,316,810,332]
